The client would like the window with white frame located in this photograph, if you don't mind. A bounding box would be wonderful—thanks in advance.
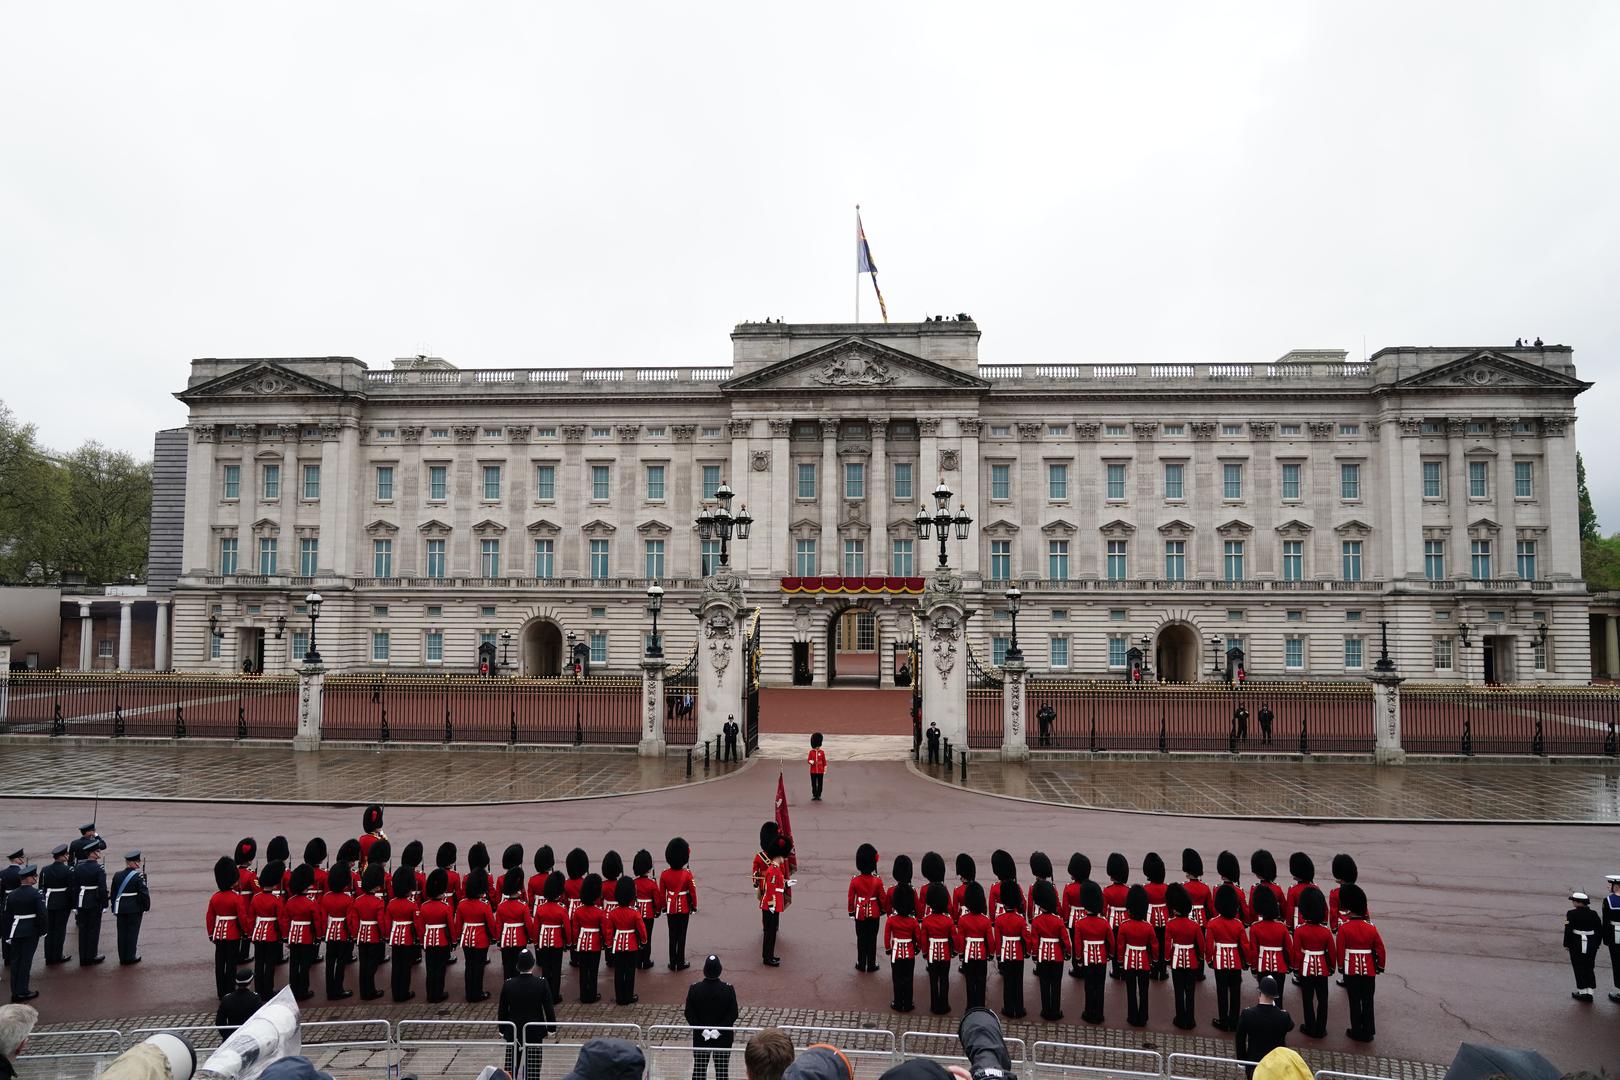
[1222,463,1243,500]
[223,464,241,499]
[1341,540,1363,582]
[796,463,816,499]
[1515,539,1537,579]
[1163,424,1185,436]
[1105,463,1126,500]
[644,539,665,579]
[481,539,502,578]
[1282,540,1303,582]
[843,539,866,577]
[1164,540,1186,581]
[533,539,554,579]
[220,537,238,575]
[535,465,555,501]
[210,631,222,659]
[372,630,390,662]
[793,539,816,576]
[1424,540,1445,581]
[292,630,309,660]
[375,465,394,501]
[1279,423,1301,436]
[591,465,610,500]
[990,464,1011,500]
[262,463,281,500]
[1513,461,1534,499]
[1049,635,1069,668]
[700,539,721,576]
[299,538,319,576]
[1105,424,1127,437]
[1343,636,1364,669]
[989,540,1011,581]
[258,537,278,575]
[589,538,610,579]
[302,464,320,500]
[589,631,607,665]
[1048,540,1070,580]
[1222,423,1243,436]
[1106,539,1127,580]
[1107,635,1128,668]
[893,462,914,500]
[702,465,722,499]
[98,638,113,659]
[425,630,444,662]
[1285,636,1305,670]
[426,539,446,579]
[1163,462,1184,500]
[1533,633,1548,671]
[1339,423,1360,436]
[891,539,914,576]
[1223,540,1245,580]
[373,538,393,577]
[991,636,1010,664]
[646,465,665,501]
[1422,461,1443,499]
[1470,539,1492,579]
[1340,463,1361,500]
[1432,637,1453,671]
[1468,461,1488,499]
[1280,462,1301,500]
[1048,424,1068,436]
[844,462,865,499]
[534,426,554,438]
[1048,463,1069,500]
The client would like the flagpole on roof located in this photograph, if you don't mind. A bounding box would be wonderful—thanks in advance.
[855,204,861,324]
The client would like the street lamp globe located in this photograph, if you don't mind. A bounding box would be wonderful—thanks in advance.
[932,482,954,513]
[913,506,932,540]
[952,504,973,540]
[305,591,323,618]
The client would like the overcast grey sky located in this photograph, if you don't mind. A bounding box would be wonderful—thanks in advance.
[3,3,1617,521]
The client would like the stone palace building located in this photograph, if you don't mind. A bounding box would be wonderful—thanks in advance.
[158,319,1592,685]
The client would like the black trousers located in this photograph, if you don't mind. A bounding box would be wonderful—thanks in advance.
[927,959,952,1014]
[964,959,989,1009]
[1171,968,1197,1028]
[115,913,142,963]
[425,945,451,1001]
[1610,943,1620,989]
[666,913,690,968]
[891,957,915,1009]
[463,946,489,1000]
[810,773,824,800]
[538,947,564,999]
[577,951,601,1002]
[1214,970,1243,1028]
[855,919,879,970]
[45,908,71,962]
[326,940,353,998]
[237,930,251,965]
[1152,927,1167,978]
[392,944,419,1001]
[998,959,1025,1017]
[501,945,526,982]
[1124,970,1150,1026]
[8,935,38,998]
[1258,718,1273,744]
[1298,974,1328,1036]
[214,940,237,999]
[1570,946,1598,990]
[640,918,657,968]
[358,942,385,998]
[76,907,103,962]
[610,950,637,1004]
[1035,960,1064,1019]
[724,736,739,762]
[927,740,940,764]
[1080,964,1107,1023]
[1343,974,1376,1038]
[289,942,318,999]
[254,941,279,998]
[761,910,779,961]
[693,1044,733,1080]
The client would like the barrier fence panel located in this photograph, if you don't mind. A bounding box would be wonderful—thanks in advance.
[125,1020,394,1080]
[967,688,1002,749]
[520,1021,644,1080]
[900,1031,1026,1074]
[1168,1051,1259,1080]
[1025,681,1375,754]
[645,1024,765,1080]
[1316,1071,1406,1080]
[779,1024,896,1080]
[1031,1040,1165,1080]
[321,675,643,744]
[14,1028,123,1080]
[396,1019,517,1078]
[4,671,297,739]
[1402,684,1620,756]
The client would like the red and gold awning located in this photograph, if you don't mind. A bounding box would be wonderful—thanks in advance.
[779,576,925,595]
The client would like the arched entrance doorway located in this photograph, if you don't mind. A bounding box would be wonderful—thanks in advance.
[1155,622,1201,683]
[521,619,564,676]
[827,603,881,685]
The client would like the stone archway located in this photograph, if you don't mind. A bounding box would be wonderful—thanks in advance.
[1154,621,1202,683]
[825,601,882,685]
[521,618,564,677]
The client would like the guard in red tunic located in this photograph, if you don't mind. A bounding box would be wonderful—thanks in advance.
[1102,853,1130,979]
[352,864,388,1001]
[1164,883,1205,1030]
[249,860,286,998]
[1290,886,1335,1038]
[955,881,995,1010]
[301,839,330,901]
[1028,852,1057,923]
[848,844,887,973]
[884,884,923,1012]
[631,849,662,971]
[660,837,697,971]
[400,841,427,904]
[1328,853,1365,932]
[321,864,355,1000]
[922,852,949,913]
[282,864,320,1001]
[528,845,555,913]
[356,805,386,870]
[953,853,979,922]
[600,850,625,917]
[987,850,1016,919]
[206,856,249,999]
[465,843,492,906]
[563,847,589,969]
[532,871,571,997]
[1248,887,1292,994]
[1069,880,1112,1024]
[1062,852,1092,978]
[1334,883,1385,1041]
[1285,852,1316,932]
[807,732,828,801]
[1029,880,1070,1022]
[992,881,1030,1019]
[454,868,497,1002]
[604,877,648,1004]
[572,874,607,1003]
[232,837,259,965]
[1249,850,1284,927]
[1182,849,1212,930]
[435,844,461,910]
[385,866,420,1002]
[753,823,797,899]
[1116,885,1158,1028]
[1205,883,1249,1031]
[889,854,915,913]
[417,867,455,1003]
[1216,850,1252,925]
[758,838,790,966]
[921,882,957,1015]
[332,839,361,898]
[1142,852,1170,981]
[495,867,535,981]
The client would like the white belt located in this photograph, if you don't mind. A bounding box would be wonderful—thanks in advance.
[212,915,235,939]
[963,935,986,960]
[1037,936,1064,961]
[1344,947,1374,973]
[612,929,638,951]
[1172,942,1198,968]
[1080,938,1106,965]
[1258,944,1284,969]
[325,916,347,936]
[928,936,952,962]
[1574,929,1597,951]
[6,914,34,942]
[1123,943,1148,969]
[44,888,65,899]
[1300,948,1327,975]
[289,919,313,941]
[890,940,914,961]
[78,885,100,903]
[538,924,565,948]
[500,924,525,947]
[1213,941,1239,968]
[576,928,600,949]
[424,922,449,944]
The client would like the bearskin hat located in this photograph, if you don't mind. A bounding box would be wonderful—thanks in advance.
[335,838,361,865]
[580,873,603,907]
[1213,883,1239,920]
[615,875,637,908]
[1165,882,1191,918]
[1289,851,1315,883]
[496,843,520,872]
[534,845,555,874]
[990,849,1016,883]
[772,835,792,859]
[925,882,951,915]
[956,853,977,882]
[214,856,237,891]
[401,840,424,869]
[391,866,415,900]
[1338,882,1368,917]
[601,850,624,880]
[1106,852,1129,885]
[811,732,823,749]
[566,847,589,878]
[633,849,654,876]
[1000,881,1024,914]
[1067,853,1091,883]
[288,863,314,896]
[426,867,449,898]
[892,854,913,885]
[963,881,987,916]
[1331,853,1358,884]
[1126,884,1149,922]
[921,851,946,884]
[502,867,524,897]
[1032,879,1059,914]
[1143,852,1166,885]
[543,871,565,901]
[362,864,387,894]
[362,804,384,833]
[328,865,351,894]
[891,884,916,919]
[1030,851,1054,881]
[266,836,289,864]
[1252,885,1279,921]
[436,842,457,870]
[1079,879,1104,916]
[368,838,391,867]
[463,869,487,902]
[1217,850,1241,883]
[1251,849,1277,882]
[1182,848,1204,878]
[666,837,690,870]
[1298,885,1327,925]
[235,837,257,866]
[303,837,327,866]
[468,842,490,871]
[759,822,779,852]
[260,861,285,890]
[856,843,878,876]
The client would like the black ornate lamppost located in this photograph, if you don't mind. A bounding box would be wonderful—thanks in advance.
[695,482,753,569]
[1004,585,1023,662]
[646,584,665,658]
[500,629,513,670]
[1373,619,1397,673]
[302,591,323,665]
[912,481,974,568]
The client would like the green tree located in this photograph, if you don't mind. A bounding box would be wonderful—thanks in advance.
[1578,451,1599,542]
[1582,534,1620,593]
[56,443,152,584]
[0,402,67,581]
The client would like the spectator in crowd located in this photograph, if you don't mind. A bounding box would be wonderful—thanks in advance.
[260,1058,336,1080]
[743,1028,796,1080]
[781,1044,851,1080]
[559,1037,644,1080]
[0,1003,40,1080]
[499,950,556,1073]
[216,968,263,1041]
[1235,975,1294,1076]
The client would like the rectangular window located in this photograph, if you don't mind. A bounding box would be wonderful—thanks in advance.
[589,539,610,579]
[645,426,665,437]
[1279,424,1301,436]
[210,630,222,659]
[1468,461,1488,499]
[1048,463,1069,500]
[425,630,443,663]
[262,464,280,500]
[990,425,1012,438]
[700,539,721,576]
[372,539,392,577]
[1471,539,1492,579]
[644,539,666,579]
[1467,421,1487,434]
[1340,462,1361,500]
[891,539,914,576]
[646,465,666,501]
[482,465,502,501]
[371,630,390,662]
[591,465,610,500]
[1223,540,1245,581]
[1050,636,1069,668]
[844,462,865,499]
[258,537,277,575]
[534,426,554,438]
[292,630,309,660]
[1286,609,1303,621]
[1533,635,1548,671]
[375,466,394,501]
[1222,463,1243,500]
[1285,636,1304,670]
[1513,461,1534,499]
[1105,424,1127,437]
[990,463,1011,500]
[223,464,241,499]
[426,539,446,579]
[843,539,866,577]
[1280,462,1301,500]
[1222,424,1243,436]
[1047,540,1070,581]
[302,464,320,500]
[1433,637,1453,671]
[1163,463,1184,500]
[796,463,816,499]
[991,636,1010,665]
[591,426,611,439]
[794,539,817,577]
[1106,539,1128,580]
[589,631,608,665]
[1163,424,1185,436]
[1516,540,1537,580]
[1164,540,1186,581]
[701,426,722,438]
[1422,461,1443,499]
[1424,540,1446,581]
[370,604,387,617]
[481,539,502,579]
[535,465,555,501]
[892,462,914,500]
[702,465,722,499]
[1341,540,1363,582]
[1108,636,1128,668]
[1048,424,1068,436]
[299,537,319,576]
[430,428,450,439]
[1339,423,1360,436]
[423,465,445,501]
[219,537,238,575]
[989,540,1011,581]
[533,539,554,579]
[1282,540,1303,581]
[1343,637,1364,669]
[1105,463,1126,500]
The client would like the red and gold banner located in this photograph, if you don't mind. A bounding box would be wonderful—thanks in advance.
[779,576,925,595]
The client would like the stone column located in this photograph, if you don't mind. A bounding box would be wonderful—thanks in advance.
[697,568,746,751]
[1001,655,1029,762]
[768,419,792,575]
[293,664,325,751]
[819,419,840,574]
[921,568,970,751]
[1606,616,1618,678]
[959,419,983,577]
[154,600,171,672]
[871,418,889,569]
[1369,670,1406,766]
[639,657,666,757]
[78,603,93,670]
[117,600,134,671]
[0,630,13,724]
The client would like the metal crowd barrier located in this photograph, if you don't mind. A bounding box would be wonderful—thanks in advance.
[1314,1072,1407,1080]
[645,1024,765,1080]
[1031,1040,1165,1080]
[14,1029,124,1079]
[124,1020,395,1079]
[396,1018,515,1078]
[521,1021,644,1080]
[1167,1051,1259,1080]
[901,1031,1027,1074]
[779,1025,896,1080]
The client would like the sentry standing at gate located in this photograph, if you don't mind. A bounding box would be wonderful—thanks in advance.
[807,732,827,801]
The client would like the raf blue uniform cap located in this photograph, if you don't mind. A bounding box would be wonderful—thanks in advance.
[19,864,39,877]
[79,823,96,832]
[51,844,69,857]
[6,848,22,860]
[81,837,107,854]
[125,851,142,862]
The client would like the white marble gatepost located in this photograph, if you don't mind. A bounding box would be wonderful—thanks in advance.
[1369,670,1406,766]
[639,657,666,757]
[293,664,325,751]
[1001,655,1029,762]
[921,567,970,751]
[117,600,134,671]
[154,600,171,672]
[696,567,746,752]
[78,603,93,670]
[0,630,13,724]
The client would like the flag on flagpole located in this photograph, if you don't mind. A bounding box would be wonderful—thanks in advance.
[774,771,793,844]
[856,209,889,323]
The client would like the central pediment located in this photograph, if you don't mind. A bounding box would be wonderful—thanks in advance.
[176,361,350,403]
[1388,350,1591,393]
[721,337,990,394]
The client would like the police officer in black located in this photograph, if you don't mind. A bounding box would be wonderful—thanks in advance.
[925,722,941,764]
[39,844,75,965]
[72,837,109,965]
[3,863,45,1002]
[722,718,740,763]
[0,847,24,967]
[1036,703,1055,747]
[109,851,150,965]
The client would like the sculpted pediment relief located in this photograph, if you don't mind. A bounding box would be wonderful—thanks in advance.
[579,519,615,537]
[1334,519,1372,538]
[721,337,990,394]
[1392,351,1590,393]
[177,361,350,402]
[472,518,507,534]
[525,519,561,536]
[636,519,672,537]
[1040,518,1078,537]
[981,518,1021,538]
[363,519,397,535]
[1216,519,1254,537]
[1275,519,1314,538]
[1098,519,1136,538]
[418,518,453,537]
[1157,519,1195,538]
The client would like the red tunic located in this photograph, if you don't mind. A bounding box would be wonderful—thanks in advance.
[604,906,648,955]
[921,912,957,963]
[249,891,284,943]
[660,868,696,915]
[1247,920,1293,975]
[1291,923,1336,977]
[992,911,1030,962]
[1070,913,1112,967]
[572,904,606,953]
[351,891,386,944]
[357,833,381,868]
[416,898,455,948]
[1284,882,1314,929]
[1249,881,1285,920]
[282,894,320,945]
[235,867,260,898]
[807,748,827,775]
[634,876,664,922]
[848,873,888,921]
[1061,882,1085,932]
[1115,918,1158,972]
[601,879,623,915]
[1101,883,1130,929]
[206,890,248,941]
[303,866,329,901]
[527,873,549,914]
[1029,911,1070,963]
[884,913,922,961]
[759,864,788,913]
[1204,915,1248,970]
[532,901,572,950]
[987,880,1006,919]
[442,870,462,907]
[563,877,585,922]
[1165,915,1204,970]
[319,891,354,943]
[1335,916,1386,977]
[1220,881,1254,925]
[384,897,419,947]
[955,912,995,962]
[1183,879,1213,927]
[454,898,497,949]
[1328,887,1371,932]
[495,897,534,949]
[1144,882,1169,929]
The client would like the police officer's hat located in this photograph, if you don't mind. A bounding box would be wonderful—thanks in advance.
[213,856,237,891]
[891,883,916,918]
[1297,885,1327,925]
[601,850,624,880]
[1029,851,1053,881]
[1252,885,1279,921]
[565,847,590,878]
[999,880,1024,914]
[1251,849,1277,883]
[1142,852,1165,885]
[1213,883,1240,920]
[401,840,424,869]
[1125,884,1149,922]
[361,864,387,894]
[463,869,487,901]
[1570,890,1590,904]
[327,864,351,894]
[1031,879,1058,914]
[1338,882,1368,917]
[1217,850,1241,883]
[1067,852,1090,883]
[892,854,913,885]
[435,842,456,870]
[614,875,637,908]
[468,842,490,871]
[962,880,988,916]
[543,870,565,901]
[533,845,555,874]
[1165,882,1191,918]
[81,837,106,855]
[856,844,878,876]
[921,851,946,884]
[266,836,289,864]
[1607,875,1620,885]
[362,804,384,833]
[633,849,654,876]
[1183,848,1204,878]
[124,851,141,863]
[502,868,525,897]
[335,839,361,865]
[425,867,449,899]
[1079,878,1104,916]
[502,843,525,872]
[368,838,391,867]
[1331,853,1358,884]
[579,873,603,907]
[6,848,23,860]
[235,967,254,986]
[1106,852,1129,885]
[288,863,314,897]
[990,849,1015,883]
[957,853,978,882]
[1289,851,1315,883]
[391,866,415,900]
[304,837,327,866]
[665,837,690,870]
[235,837,257,865]
[260,861,285,890]
[50,843,69,858]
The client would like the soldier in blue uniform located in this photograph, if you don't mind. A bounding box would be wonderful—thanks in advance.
[68,823,100,864]
[0,847,24,967]
[2,863,45,1002]
[109,851,150,965]
[38,845,75,965]
[1602,874,1620,1003]
[71,837,109,966]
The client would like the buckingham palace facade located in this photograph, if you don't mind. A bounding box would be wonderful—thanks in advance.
[160,319,1593,685]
